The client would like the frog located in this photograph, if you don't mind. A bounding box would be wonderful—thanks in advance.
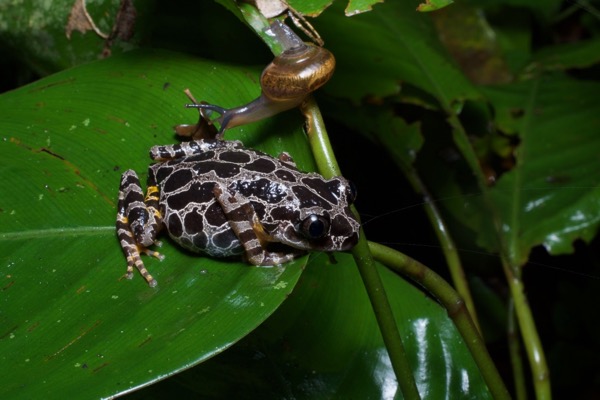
[116,139,360,287]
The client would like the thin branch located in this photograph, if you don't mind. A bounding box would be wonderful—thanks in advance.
[508,298,528,400]
[369,241,511,400]
[302,96,421,399]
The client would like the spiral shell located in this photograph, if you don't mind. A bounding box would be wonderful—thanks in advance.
[260,44,336,101]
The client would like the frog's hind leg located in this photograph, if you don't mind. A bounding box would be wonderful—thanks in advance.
[117,170,165,287]
[212,183,301,266]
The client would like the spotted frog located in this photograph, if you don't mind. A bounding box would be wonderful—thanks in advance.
[116,139,360,286]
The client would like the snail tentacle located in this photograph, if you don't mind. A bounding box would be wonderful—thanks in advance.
[188,24,335,134]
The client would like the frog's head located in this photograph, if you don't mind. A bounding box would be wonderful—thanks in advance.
[270,176,360,252]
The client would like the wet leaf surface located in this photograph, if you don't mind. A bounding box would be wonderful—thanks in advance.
[0,49,309,399]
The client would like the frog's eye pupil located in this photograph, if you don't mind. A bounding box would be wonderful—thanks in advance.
[300,214,330,239]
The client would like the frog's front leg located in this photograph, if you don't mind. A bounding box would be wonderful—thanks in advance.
[116,170,165,287]
[212,183,302,265]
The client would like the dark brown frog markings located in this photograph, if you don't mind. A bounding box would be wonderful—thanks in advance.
[116,139,360,287]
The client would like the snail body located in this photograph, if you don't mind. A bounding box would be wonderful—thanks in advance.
[188,42,335,133]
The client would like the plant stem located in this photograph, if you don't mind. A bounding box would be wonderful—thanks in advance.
[399,163,482,334]
[447,114,551,399]
[369,241,511,400]
[505,264,551,400]
[508,298,528,400]
[368,110,481,335]
[302,96,421,399]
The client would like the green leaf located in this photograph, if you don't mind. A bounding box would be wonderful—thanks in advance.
[344,0,385,16]
[482,75,600,265]
[287,0,336,16]
[417,0,454,12]
[428,2,512,84]
[314,0,479,109]
[256,253,492,398]
[0,49,312,398]
[410,75,600,268]
[134,253,493,398]
[532,38,600,72]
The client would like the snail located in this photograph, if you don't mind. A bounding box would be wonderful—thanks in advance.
[186,23,335,134]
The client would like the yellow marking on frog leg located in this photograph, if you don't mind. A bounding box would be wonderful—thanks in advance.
[116,171,164,287]
[144,186,160,202]
[141,247,165,261]
[251,218,278,246]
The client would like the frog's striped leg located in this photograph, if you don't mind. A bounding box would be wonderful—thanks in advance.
[150,139,243,161]
[116,170,165,287]
[212,183,301,266]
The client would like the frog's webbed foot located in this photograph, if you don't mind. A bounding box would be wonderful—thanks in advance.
[120,242,160,288]
[141,245,165,261]
[117,224,163,288]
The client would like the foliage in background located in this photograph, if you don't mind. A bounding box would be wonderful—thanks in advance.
[1,0,599,398]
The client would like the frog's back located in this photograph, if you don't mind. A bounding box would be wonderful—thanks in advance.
[149,144,298,257]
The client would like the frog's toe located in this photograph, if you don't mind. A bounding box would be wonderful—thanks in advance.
[124,252,158,286]
[135,261,158,287]
[142,247,165,261]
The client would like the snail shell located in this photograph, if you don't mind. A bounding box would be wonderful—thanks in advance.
[261,44,336,101]
[185,42,336,134]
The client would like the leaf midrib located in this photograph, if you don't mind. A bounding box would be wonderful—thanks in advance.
[0,226,114,241]
[509,78,541,267]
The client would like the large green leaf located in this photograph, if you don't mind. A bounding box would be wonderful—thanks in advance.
[252,253,493,399]
[128,253,493,399]
[314,0,479,107]
[483,75,600,265]
[532,38,600,72]
[413,74,600,267]
[0,49,311,399]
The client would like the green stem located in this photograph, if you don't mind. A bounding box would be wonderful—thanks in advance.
[448,114,550,398]
[300,96,341,178]
[237,2,287,55]
[302,96,420,399]
[505,264,551,399]
[369,241,511,400]
[371,111,481,333]
[508,298,528,400]
[400,163,481,334]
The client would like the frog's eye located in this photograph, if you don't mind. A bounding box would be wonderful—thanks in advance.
[346,181,357,204]
[299,214,330,240]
